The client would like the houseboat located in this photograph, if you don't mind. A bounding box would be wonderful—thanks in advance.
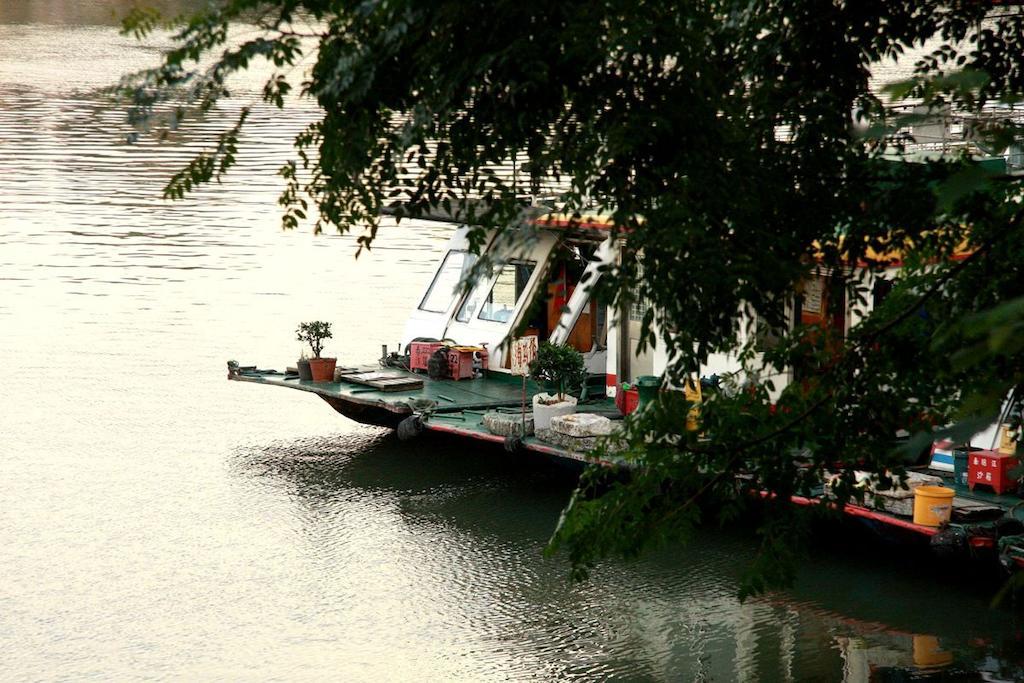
[228,212,1024,571]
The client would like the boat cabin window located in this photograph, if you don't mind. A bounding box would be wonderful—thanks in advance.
[456,259,536,323]
[419,250,476,313]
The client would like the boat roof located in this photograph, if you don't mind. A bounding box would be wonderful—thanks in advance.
[534,212,974,267]
[530,212,616,232]
[811,233,973,268]
[389,203,973,268]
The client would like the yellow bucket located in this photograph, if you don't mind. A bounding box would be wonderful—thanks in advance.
[913,486,955,527]
[913,635,954,668]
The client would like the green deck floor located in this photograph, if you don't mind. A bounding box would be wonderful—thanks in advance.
[232,365,1024,529]
[420,403,624,466]
[233,366,547,415]
[935,474,1024,522]
[232,364,624,464]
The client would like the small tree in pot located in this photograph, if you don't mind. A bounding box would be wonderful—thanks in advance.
[529,342,587,430]
[296,321,337,381]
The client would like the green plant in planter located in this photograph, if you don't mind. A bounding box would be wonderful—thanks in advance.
[296,321,332,358]
[529,342,586,402]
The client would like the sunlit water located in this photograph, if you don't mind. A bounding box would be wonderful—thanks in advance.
[1,3,1023,681]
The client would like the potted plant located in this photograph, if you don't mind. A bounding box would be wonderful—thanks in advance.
[296,349,313,381]
[296,321,336,381]
[529,341,586,430]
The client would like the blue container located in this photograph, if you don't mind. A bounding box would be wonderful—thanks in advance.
[953,447,978,487]
[635,375,661,411]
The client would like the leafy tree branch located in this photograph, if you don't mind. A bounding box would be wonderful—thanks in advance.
[112,0,1024,594]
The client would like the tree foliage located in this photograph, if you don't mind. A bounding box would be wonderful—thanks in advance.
[530,342,587,400]
[116,0,1024,593]
[296,320,332,358]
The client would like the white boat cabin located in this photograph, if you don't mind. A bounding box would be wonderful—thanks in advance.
[401,217,888,398]
[401,220,613,377]
[402,218,1003,449]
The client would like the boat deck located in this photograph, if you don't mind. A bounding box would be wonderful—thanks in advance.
[230,365,543,416]
[424,408,1024,533]
[230,363,624,464]
[790,478,1024,538]
[420,404,624,467]
[229,362,1024,563]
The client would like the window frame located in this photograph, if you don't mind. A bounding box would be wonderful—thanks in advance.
[455,258,537,324]
[417,249,473,314]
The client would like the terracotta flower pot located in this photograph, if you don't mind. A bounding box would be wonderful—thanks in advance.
[308,357,337,382]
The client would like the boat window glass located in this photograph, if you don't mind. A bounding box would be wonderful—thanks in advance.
[418,250,475,313]
[456,260,536,323]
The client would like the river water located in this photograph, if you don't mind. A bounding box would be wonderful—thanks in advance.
[1,3,1023,681]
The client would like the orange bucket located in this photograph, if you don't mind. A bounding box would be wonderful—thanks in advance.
[913,486,954,526]
[913,635,953,668]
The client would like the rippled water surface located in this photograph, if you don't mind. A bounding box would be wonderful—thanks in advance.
[2,4,1024,681]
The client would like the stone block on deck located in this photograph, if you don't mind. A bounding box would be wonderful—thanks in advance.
[535,428,603,453]
[537,414,621,453]
[550,413,613,437]
[483,411,534,437]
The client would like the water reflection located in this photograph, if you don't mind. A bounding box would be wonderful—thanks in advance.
[229,432,1024,681]
[2,4,1023,681]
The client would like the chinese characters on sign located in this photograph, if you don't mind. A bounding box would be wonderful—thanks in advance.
[510,335,538,376]
[802,277,823,314]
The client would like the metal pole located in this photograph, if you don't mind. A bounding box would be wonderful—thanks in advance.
[522,375,527,437]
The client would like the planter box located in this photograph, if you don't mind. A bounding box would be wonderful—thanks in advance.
[533,393,577,431]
